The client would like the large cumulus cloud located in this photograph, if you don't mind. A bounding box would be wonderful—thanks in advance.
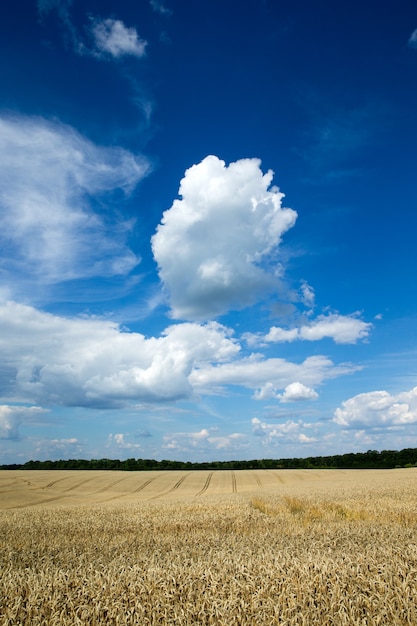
[0,301,356,411]
[0,301,239,408]
[333,387,417,428]
[151,155,297,320]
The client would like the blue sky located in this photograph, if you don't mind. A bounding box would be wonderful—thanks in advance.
[1,0,417,463]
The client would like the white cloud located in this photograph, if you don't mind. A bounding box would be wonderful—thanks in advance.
[300,280,315,307]
[0,301,239,408]
[190,354,359,398]
[108,433,143,451]
[279,382,319,403]
[299,313,372,343]
[408,29,417,48]
[0,301,358,412]
[253,381,318,402]
[0,405,47,440]
[163,428,246,452]
[0,115,149,288]
[263,313,372,345]
[49,437,79,446]
[151,155,297,320]
[91,18,147,58]
[38,3,147,61]
[333,387,417,428]
[264,328,300,343]
[252,382,277,401]
[32,435,83,460]
[252,417,317,444]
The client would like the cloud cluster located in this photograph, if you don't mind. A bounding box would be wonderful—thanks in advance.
[254,381,318,402]
[108,433,143,452]
[190,354,358,400]
[31,436,83,461]
[0,301,239,408]
[152,156,297,320]
[90,18,147,59]
[37,0,79,49]
[246,313,372,346]
[0,301,356,412]
[0,115,149,289]
[163,428,246,453]
[252,417,317,445]
[333,387,417,428]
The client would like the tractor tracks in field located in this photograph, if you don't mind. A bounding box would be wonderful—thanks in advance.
[231,471,237,493]
[133,475,161,493]
[196,472,213,497]
[254,474,262,488]
[63,476,99,492]
[8,494,71,510]
[45,476,75,489]
[166,473,190,494]
[94,476,132,493]
[150,474,190,500]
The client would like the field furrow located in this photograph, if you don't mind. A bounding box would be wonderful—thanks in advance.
[94,476,132,493]
[133,475,161,493]
[196,472,213,496]
[231,471,237,493]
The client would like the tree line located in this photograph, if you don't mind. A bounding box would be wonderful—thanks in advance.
[1,448,417,471]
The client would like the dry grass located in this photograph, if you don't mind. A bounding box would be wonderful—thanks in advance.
[1,469,417,624]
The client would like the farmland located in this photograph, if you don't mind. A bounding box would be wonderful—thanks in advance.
[1,469,417,624]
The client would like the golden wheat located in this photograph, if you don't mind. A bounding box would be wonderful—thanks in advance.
[1,469,417,625]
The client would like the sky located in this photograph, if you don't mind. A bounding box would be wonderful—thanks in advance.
[1,0,417,464]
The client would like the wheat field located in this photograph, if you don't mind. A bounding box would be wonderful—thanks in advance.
[1,468,417,625]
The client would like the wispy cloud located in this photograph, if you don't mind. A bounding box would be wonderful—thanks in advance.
[90,18,148,59]
[37,1,148,61]
[149,0,172,17]
[0,114,149,291]
[408,29,417,48]
[190,354,360,399]
[152,155,297,320]
[37,0,72,22]
[37,0,84,53]
[298,94,383,180]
